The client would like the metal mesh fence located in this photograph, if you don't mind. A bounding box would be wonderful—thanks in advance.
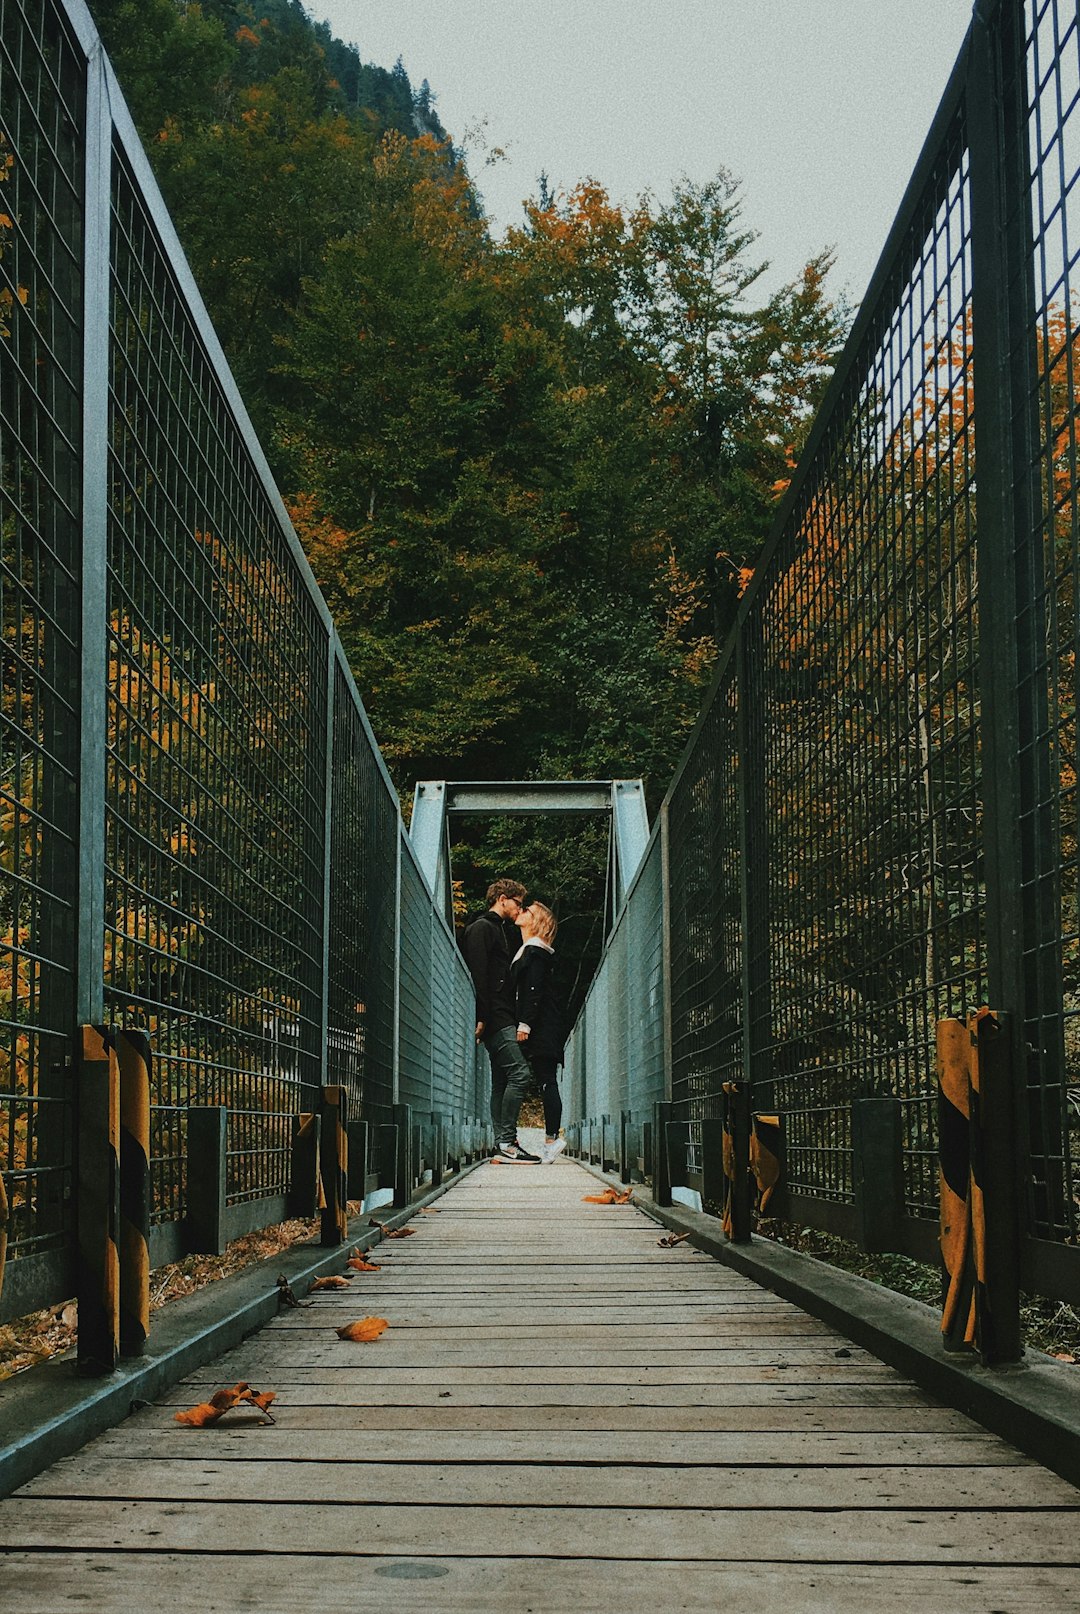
[0,0,480,1316]
[1014,0,1080,1251]
[106,144,329,1214]
[566,1,1080,1302]
[756,102,978,1213]
[0,0,83,1284]
[667,669,743,1179]
[327,658,397,1162]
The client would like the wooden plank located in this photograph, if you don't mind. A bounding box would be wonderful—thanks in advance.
[21,1458,1076,1508]
[171,1364,902,1386]
[75,1429,1038,1467]
[3,1554,1078,1614]
[154,1382,933,1407]
[198,1343,887,1366]
[1,1499,1077,1563]
[7,1146,1077,1608]
[134,1402,989,1432]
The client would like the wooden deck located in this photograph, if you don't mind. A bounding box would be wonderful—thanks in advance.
[3,1151,1079,1612]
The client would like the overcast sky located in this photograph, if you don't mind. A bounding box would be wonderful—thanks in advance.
[312,0,975,307]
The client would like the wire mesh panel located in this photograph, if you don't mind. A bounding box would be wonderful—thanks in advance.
[625,832,666,1117]
[666,668,743,1175]
[754,102,978,1215]
[603,909,628,1123]
[105,144,328,1216]
[0,0,83,1295]
[327,660,397,1157]
[397,837,433,1115]
[429,912,464,1115]
[1013,0,1080,1249]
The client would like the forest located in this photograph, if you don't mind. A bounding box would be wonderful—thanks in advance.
[86,0,848,1004]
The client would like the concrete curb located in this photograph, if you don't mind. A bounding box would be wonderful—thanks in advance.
[0,1161,484,1498]
[575,1157,1080,1488]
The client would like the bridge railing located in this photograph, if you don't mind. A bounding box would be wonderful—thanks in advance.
[0,0,486,1329]
[566,0,1080,1318]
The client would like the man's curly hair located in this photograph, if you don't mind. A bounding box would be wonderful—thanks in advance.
[486,877,527,904]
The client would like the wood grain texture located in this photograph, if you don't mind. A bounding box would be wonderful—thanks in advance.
[2,1152,1076,1611]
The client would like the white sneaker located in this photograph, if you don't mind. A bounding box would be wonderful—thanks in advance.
[542,1138,567,1164]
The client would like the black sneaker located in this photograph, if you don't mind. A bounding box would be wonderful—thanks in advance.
[494,1142,541,1163]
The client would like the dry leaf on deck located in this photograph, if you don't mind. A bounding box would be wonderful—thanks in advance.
[582,1188,633,1204]
[336,1316,389,1342]
[657,1232,690,1248]
[175,1382,277,1426]
[310,1276,351,1290]
[346,1255,381,1272]
[369,1219,416,1239]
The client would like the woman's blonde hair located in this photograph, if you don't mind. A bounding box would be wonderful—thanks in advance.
[527,901,557,946]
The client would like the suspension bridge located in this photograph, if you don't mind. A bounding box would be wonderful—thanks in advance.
[2,0,1080,1606]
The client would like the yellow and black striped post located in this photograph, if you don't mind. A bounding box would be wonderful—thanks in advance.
[719,1081,752,1241]
[319,1085,348,1245]
[77,1025,120,1375]
[938,1015,976,1350]
[750,1112,782,1216]
[116,1028,151,1357]
[937,1008,1020,1361]
[967,1007,1021,1363]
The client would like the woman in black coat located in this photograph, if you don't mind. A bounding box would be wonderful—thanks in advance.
[511,902,566,1164]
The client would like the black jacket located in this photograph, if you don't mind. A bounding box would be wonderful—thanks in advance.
[510,942,566,1064]
[461,909,519,1036]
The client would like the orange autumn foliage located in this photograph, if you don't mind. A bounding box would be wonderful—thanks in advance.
[175,1382,276,1426]
[345,1254,381,1272]
[582,1188,633,1204]
[335,1316,389,1342]
[310,1275,351,1290]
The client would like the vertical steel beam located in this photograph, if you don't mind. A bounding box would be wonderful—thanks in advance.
[659,803,674,1105]
[392,823,403,1106]
[75,45,111,1030]
[318,633,335,1098]
[968,0,1044,1338]
[186,1107,228,1255]
[733,619,769,1238]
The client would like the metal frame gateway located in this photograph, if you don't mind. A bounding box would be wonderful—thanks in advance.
[409,780,650,931]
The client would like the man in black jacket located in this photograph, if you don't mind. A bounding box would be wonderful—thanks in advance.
[461,878,540,1163]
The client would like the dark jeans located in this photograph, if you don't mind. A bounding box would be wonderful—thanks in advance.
[485,1025,532,1146]
[529,1055,562,1136]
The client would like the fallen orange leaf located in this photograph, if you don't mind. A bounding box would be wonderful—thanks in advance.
[310,1275,351,1290]
[346,1255,382,1272]
[657,1231,690,1248]
[336,1316,389,1342]
[174,1382,277,1426]
[582,1188,633,1204]
[369,1220,416,1239]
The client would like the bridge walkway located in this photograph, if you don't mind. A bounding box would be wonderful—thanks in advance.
[1,1147,1078,1612]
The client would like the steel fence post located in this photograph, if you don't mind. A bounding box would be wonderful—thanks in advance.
[187,1107,228,1255]
[735,616,769,1238]
[659,804,674,1107]
[75,44,110,1035]
[967,0,1044,1353]
[318,633,335,1105]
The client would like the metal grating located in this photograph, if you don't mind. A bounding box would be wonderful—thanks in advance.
[326,659,397,1161]
[666,669,743,1176]
[0,0,83,1269]
[105,145,328,1215]
[1015,0,1080,1245]
[757,108,978,1211]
